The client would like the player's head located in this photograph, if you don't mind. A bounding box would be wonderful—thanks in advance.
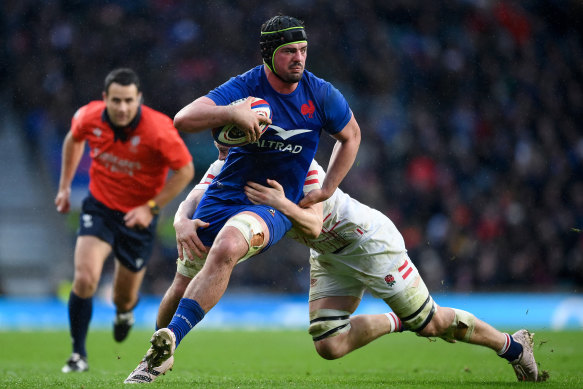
[260,15,308,83]
[102,68,142,127]
[214,141,230,161]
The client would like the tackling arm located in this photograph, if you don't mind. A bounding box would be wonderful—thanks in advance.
[299,115,361,208]
[245,179,323,239]
[174,187,209,260]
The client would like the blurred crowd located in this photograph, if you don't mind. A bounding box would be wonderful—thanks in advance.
[2,0,582,294]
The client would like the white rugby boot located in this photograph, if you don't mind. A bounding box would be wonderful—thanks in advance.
[510,329,541,382]
[144,328,176,369]
[124,355,174,384]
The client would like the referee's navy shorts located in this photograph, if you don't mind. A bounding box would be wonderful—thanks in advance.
[78,194,158,272]
[192,195,292,253]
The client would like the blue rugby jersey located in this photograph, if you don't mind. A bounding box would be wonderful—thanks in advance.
[202,65,352,205]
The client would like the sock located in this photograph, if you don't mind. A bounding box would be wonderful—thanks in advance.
[497,333,523,361]
[68,291,93,357]
[384,312,403,333]
[167,298,205,347]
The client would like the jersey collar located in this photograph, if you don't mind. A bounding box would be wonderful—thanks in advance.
[101,106,142,142]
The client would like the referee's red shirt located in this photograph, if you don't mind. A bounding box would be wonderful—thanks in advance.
[71,101,192,213]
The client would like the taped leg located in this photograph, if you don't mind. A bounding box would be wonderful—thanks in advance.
[308,309,352,341]
[439,308,476,343]
[224,213,265,262]
[176,249,206,279]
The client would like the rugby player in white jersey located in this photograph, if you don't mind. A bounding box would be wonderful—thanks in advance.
[144,144,546,383]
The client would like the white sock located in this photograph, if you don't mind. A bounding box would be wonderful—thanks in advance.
[384,312,403,332]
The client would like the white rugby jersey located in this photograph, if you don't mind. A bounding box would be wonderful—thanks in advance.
[195,159,401,255]
[287,160,399,255]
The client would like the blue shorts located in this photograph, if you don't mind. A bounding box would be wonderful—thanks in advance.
[193,195,292,252]
[78,194,158,272]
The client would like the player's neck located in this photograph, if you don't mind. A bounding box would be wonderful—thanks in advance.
[264,65,298,95]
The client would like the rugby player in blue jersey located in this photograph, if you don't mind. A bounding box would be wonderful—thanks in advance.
[125,15,361,383]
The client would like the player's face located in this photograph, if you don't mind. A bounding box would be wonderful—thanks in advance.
[103,83,142,127]
[274,42,308,83]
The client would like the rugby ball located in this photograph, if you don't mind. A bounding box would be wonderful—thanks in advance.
[212,97,271,147]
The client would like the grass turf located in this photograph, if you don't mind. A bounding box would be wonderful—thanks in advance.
[0,329,581,388]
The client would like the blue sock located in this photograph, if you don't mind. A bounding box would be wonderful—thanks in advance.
[167,298,205,347]
[498,333,523,361]
[68,291,93,357]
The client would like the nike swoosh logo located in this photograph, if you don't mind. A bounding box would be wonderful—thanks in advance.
[268,125,311,140]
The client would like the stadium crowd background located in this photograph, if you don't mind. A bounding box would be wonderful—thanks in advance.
[2,0,582,295]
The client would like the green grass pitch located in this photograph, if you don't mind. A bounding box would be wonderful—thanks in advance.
[0,329,581,388]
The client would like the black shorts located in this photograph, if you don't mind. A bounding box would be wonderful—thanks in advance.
[78,194,158,272]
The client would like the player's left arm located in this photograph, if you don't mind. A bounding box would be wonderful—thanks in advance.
[245,179,323,239]
[124,161,194,229]
[299,115,361,208]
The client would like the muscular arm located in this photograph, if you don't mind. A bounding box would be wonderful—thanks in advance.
[174,96,271,142]
[299,115,361,208]
[55,131,86,214]
[245,179,323,239]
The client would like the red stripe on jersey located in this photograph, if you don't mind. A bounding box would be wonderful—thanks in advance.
[304,179,319,185]
[402,267,413,280]
[202,181,212,185]
[398,260,409,272]
[330,221,341,231]
[207,174,216,179]
[323,213,332,222]
[356,228,363,235]
[307,170,318,176]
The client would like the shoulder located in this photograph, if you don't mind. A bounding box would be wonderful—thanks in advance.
[207,66,263,105]
[302,70,333,91]
[73,100,104,123]
[301,71,346,103]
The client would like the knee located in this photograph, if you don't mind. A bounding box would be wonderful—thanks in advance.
[416,308,454,338]
[417,308,476,343]
[314,339,343,360]
[207,238,242,268]
[72,272,99,298]
[112,292,137,311]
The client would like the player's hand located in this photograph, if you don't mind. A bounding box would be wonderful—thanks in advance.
[55,188,71,214]
[244,179,286,208]
[175,218,209,260]
[124,205,153,229]
[230,96,272,143]
[298,188,330,208]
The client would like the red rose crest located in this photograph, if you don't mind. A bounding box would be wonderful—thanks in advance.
[384,274,396,287]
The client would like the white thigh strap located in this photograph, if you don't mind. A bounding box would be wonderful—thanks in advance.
[224,213,264,262]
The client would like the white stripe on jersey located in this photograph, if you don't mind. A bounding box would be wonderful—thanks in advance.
[194,160,224,190]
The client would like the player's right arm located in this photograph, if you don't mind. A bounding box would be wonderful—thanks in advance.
[55,130,86,214]
[173,96,271,142]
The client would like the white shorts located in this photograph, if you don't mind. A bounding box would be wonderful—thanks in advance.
[309,223,435,330]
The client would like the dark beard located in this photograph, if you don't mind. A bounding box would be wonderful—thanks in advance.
[278,70,303,84]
